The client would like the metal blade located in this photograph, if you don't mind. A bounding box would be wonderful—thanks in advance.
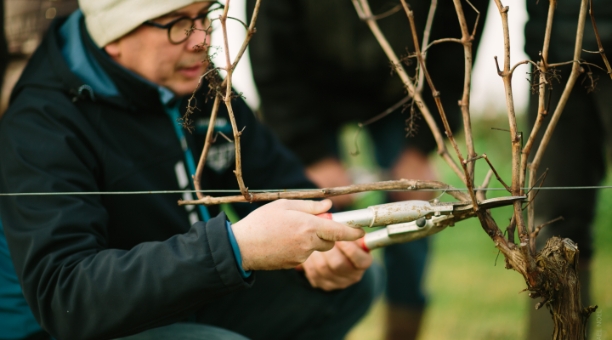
[454,195,526,213]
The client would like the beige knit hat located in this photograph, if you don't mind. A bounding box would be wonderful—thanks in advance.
[79,0,212,47]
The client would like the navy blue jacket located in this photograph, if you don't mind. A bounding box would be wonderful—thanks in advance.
[0,14,311,340]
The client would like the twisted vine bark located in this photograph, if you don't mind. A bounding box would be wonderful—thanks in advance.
[535,237,596,339]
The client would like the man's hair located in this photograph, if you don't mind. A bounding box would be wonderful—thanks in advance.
[79,0,212,47]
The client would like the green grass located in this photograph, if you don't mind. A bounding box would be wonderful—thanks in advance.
[344,115,612,339]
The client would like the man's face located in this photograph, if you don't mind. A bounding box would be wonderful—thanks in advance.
[104,2,213,96]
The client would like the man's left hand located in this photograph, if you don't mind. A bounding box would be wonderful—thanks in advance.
[299,241,372,291]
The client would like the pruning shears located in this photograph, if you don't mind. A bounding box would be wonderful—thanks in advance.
[318,196,525,252]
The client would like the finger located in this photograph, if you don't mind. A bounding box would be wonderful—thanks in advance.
[325,246,355,274]
[317,252,355,291]
[303,252,326,288]
[304,249,357,291]
[315,220,365,242]
[310,236,336,252]
[274,199,333,215]
[335,241,373,270]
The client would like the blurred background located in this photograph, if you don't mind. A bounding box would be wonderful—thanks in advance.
[213,3,612,337]
[1,0,78,112]
[1,1,610,339]
[0,0,531,115]
[341,119,612,339]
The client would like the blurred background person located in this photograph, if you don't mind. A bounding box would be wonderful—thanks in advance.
[524,0,612,338]
[245,1,490,339]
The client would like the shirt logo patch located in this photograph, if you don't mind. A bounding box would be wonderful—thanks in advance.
[207,143,236,173]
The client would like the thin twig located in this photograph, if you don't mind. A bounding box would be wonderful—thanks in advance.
[492,0,528,253]
[510,60,537,76]
[179,179,470,206]
[229,0,261,71]
[352,0,465,182]
[361,4,402,21]
[476,169,494,201]
[547,60,600,70]
[402,0,479,212]
[194,96,221,199]
[417,0,437,93]
[464,0,481,38]
[350,96,412,156]
[216,131,233,143]
[524,0,571,240]
[524,170,548,213]
[468,154,512,192]
[588,0,612,78]
[193,1,262,201]
[423,38,463,53]
[527,168,548,253]
[528,0,589,239]
[532,216,564,239]
[218,0,251,200]
[360,96,411,127]
[450,0,480,187]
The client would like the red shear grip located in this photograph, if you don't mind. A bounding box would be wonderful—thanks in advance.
[357,237,370,253]
[316,212,333,220]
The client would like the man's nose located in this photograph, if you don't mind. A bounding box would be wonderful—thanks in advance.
[186,19,210,51]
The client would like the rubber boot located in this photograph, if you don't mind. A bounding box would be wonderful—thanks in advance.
[385,304,424,340]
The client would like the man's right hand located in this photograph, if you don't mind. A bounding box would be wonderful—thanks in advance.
[231,199,365,271]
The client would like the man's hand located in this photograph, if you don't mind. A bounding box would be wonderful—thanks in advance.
[231,199,365,271]
[299,241,372,291]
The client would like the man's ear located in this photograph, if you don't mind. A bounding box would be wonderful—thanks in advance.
[104,41,121,59]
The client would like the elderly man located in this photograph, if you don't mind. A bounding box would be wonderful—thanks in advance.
[0,1,380,339]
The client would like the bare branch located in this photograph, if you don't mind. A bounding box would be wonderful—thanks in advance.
[510,59,537,76]
[350,96,411,156]
[476,169,494,201]
[416,0,437,93]
[464,0,481,38]
[491,0,529,253]
[527,168,549,253]
[229,0,261,71]
[194,96,222,199]
[532,216,564,239]
[217,0,251,200]
[361,4,402,21]
[530,0,589,174]
[401,0,482,217]
[359,96,411,127]
[528,0,589,240]
[352,0,465,182]
[179,179,470,206]
[450,0,480,186]
[588,0,612,78]
[423,38,463,53]
[468,154,512,192]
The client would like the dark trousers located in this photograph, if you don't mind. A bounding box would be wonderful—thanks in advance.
[194,264,384,340]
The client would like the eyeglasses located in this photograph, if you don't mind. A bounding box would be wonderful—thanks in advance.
[143,3,224,44]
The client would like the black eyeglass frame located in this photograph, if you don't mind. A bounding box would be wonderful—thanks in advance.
[143,2,224,44]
